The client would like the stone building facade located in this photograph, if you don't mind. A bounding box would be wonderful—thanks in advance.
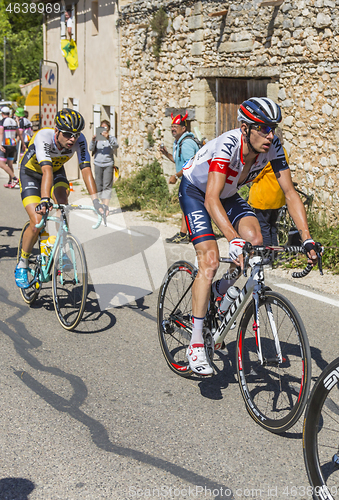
[118,0,339,221]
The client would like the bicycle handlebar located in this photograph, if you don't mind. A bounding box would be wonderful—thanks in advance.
[35,204,103,230]
[220,242,323,279]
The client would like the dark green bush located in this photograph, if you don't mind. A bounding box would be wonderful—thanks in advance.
[114,160,180,214]
[307,213,339,274]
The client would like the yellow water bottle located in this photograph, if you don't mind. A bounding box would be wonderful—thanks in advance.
[40,230,49,257]
[41,233,56,257]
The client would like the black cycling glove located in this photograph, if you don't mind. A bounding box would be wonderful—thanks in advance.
[35,197,53,213]
[302,239,316,254]
[93,198,105,215]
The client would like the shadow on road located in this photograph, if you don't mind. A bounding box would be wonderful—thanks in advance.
[1,287,234,500]
[0,477,35,500]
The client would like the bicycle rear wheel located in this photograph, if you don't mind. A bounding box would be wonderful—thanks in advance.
[303,357,339,500]
[236,290,311,433]
[157,261,196,377]
[17,221,41,305]
[277,206,293,246]
[52,233,88,331]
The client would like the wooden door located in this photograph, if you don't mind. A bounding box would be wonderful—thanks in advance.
[217,78,270,135]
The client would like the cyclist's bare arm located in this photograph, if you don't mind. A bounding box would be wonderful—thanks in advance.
[36,163,54,215]
[205,171,239,242]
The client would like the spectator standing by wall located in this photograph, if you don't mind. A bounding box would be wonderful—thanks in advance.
[89,120,118,213]
[248,127,288,246]
[160,112,199,244]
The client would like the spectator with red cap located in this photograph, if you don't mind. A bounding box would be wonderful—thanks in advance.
[160,111,199,244]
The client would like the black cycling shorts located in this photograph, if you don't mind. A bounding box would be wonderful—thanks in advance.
[179,176,256,245]
[20,165,70,208]
[0,146,16,161]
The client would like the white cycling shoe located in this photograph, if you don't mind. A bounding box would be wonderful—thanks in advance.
[186,344,213,376]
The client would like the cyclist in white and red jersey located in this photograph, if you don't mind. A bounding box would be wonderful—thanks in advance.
[180,97,319,375]
[15,108,105,289]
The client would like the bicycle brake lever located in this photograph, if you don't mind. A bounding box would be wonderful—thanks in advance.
[242,242,252,277]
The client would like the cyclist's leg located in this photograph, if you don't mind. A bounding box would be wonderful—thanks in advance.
[270,208,280,246]
[19,168,43,255]
[192,239,219,320]
[220,193,263,246]
[52,167,69,205]
[179,177,218,374]
[254,208,271,246]
[0,148,15,183]
[16,169,42,287]
[235,214,263,246]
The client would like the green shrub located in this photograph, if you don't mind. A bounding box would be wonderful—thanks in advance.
[147,130,155,148]
[150,7,168,58]
[307,213,339,274]
[278,211,339,274]
[114,160,180,214]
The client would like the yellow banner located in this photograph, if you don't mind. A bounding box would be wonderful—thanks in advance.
[61,39,78,71]
[41,88,57,104]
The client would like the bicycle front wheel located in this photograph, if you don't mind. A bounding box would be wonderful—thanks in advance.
[17,221,41,305]
[303,357,339,500]
[236,290,311,433]
[52,234,88,331]
[157,261,196,377]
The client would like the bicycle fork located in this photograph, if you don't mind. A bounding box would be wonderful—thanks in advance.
[252,285,283,366]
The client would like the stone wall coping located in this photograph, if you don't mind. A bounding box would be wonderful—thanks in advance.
[194,67,282,78]
[165,108,196,120]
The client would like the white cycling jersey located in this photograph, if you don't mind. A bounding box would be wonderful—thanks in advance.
[182,128,288,199]
[0,117,18,146]
[21,127,91,174]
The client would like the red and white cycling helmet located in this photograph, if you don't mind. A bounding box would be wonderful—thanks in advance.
[238,97,282,127]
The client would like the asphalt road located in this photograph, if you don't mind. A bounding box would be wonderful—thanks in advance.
[0,179,338,500]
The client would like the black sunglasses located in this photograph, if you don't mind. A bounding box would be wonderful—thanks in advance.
[252,124,276,136]
[61,131,80,139]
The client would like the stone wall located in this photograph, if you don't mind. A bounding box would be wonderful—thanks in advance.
[118,0,339,221]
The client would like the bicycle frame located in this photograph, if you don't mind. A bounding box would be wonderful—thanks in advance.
[169,256,281,367]
[28,204,101,289]
[211,257,282,366]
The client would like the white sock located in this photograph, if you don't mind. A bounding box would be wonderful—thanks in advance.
[190,316,205,346]
[18,257,28,269]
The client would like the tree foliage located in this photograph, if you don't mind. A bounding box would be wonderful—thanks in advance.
[0,0,43,97]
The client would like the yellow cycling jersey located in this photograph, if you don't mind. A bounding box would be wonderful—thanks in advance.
[248,147,289,211]
[20,127,91,174]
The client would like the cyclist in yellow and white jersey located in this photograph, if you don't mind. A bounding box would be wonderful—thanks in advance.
[15,108,105,288]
